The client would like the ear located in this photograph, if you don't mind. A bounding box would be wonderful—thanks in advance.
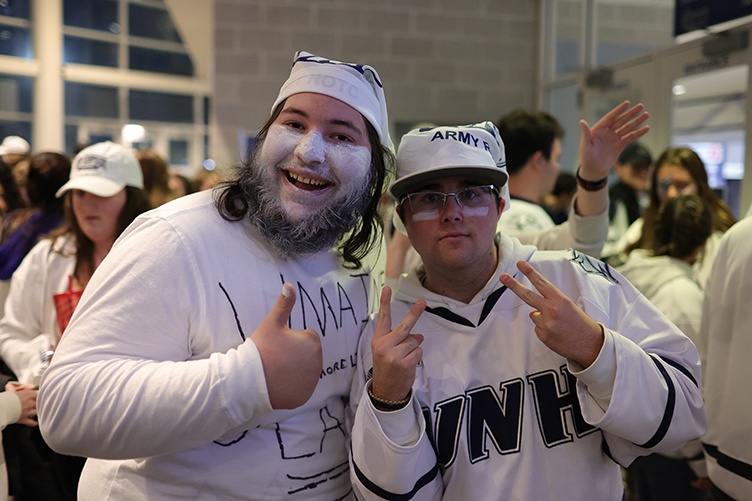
[396,203,404,221]
[498,196,506,214]
[531,151,546,172]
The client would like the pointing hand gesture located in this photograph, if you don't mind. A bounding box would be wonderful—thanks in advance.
[500,261,604,368]
[370,287,426,402]
[251,283,323,409]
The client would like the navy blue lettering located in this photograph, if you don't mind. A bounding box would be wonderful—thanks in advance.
[527,366,597,447]
[294,54,383,88]
[433,396,465,468]
[457,131,477,146]
[466,381,524,463]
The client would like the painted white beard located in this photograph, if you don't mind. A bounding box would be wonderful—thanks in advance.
[239,153,373,258]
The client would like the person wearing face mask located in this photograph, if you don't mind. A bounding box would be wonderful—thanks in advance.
[36,51,393,501]
[611,146,736,286]
[0,141,151,500]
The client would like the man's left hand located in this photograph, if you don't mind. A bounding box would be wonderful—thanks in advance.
[578,101,650,181]
[500,260,604,368]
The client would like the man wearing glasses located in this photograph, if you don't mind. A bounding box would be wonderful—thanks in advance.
[348,120,707,500]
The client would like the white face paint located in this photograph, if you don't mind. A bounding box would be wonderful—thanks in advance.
[408,205,490,222]
[259,124,372,221]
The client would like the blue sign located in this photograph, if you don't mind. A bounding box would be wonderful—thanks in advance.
[675,0,752,37]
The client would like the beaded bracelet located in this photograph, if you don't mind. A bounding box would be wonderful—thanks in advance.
[367,385,412,411]
[576,167,609,192]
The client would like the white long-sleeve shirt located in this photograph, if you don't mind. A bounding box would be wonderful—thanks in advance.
[37,190,382,501]
[498,195,609,258]
[349,234,706,500]
[698,217,752,500]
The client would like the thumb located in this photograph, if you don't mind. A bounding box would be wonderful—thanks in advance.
[268,283,296,328]
[579,119,591,142]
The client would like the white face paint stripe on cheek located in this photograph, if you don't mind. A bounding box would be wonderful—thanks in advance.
[409,206,490,222]
[462,206,490,217]
[410,210,440,222]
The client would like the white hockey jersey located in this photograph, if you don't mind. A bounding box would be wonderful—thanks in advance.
[349,233,706,500]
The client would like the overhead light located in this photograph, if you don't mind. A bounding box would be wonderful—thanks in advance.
[672,84,687,96]
[122,124,146,143]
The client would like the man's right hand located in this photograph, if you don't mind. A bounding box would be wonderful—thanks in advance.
[251,283,323,410]
[370,286,426,402]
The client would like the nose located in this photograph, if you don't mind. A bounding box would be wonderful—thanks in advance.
[294,130,325,165]
[441,194,463,222]
[665,185,680,199]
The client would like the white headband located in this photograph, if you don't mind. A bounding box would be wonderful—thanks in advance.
[271,51,393,150]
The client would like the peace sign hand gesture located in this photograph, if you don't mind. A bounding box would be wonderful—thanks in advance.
[500,261,604,368]
[370,286,426,403]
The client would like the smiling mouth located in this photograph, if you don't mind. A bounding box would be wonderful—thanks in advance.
[285,170,332,191]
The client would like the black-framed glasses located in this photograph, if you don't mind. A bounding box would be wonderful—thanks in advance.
[399,185,500,214]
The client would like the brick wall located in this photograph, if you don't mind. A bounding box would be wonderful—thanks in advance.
[212,0,539,166]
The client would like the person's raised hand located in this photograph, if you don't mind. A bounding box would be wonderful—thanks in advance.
[5,382,38,427]
[500,261,604,368]
[578,101,650,181]
[370,286,426,402]
[251,283,323,409]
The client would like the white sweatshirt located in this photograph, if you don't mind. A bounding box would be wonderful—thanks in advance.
[350,234,706,500]
[698,217,752,500]
[37,190,382,501]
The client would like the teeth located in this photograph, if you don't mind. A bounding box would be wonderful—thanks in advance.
[288,172,328,186]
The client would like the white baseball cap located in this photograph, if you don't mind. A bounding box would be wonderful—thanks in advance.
[0,135,30,156]
[271,51,392,150]
[391,121,509,207]
[56,141,144,198]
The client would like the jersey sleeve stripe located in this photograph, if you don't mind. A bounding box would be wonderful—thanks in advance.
[351,453,440,500]
[637,355,675,449]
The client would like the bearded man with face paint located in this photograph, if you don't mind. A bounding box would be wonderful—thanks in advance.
[36,51,393,501]
[348,121,707,500]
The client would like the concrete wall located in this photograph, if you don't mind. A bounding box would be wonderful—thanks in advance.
[212,0,539,167]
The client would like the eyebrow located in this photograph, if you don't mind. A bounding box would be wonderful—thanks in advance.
[413,179,487,192]
[279,107,366,138]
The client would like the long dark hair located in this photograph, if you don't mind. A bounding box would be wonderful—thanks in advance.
[652,195,713,260]
[52,186,151,285]
[0,159,25,214]
[628,146,735,253]
[215,102,395,269]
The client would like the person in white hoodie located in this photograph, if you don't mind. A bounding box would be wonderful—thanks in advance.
[618,194,714,500]
[348,121,707,500]
[697,216,752,501]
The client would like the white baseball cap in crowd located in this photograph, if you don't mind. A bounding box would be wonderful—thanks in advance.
[391,121,509,206]
[271,50,393,150]
[56,141,144,198]
[0,135,30,156]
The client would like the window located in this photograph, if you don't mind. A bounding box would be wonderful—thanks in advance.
[129,90,193,123]
[63,0,119,32]
[65,82,119,118]
[64,36,118,66]
[0,75,33,113]
[0,25,31,58]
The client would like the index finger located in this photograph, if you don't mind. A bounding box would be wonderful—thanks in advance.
[373,286,393,339]
[514,260,565,300]
[373,286,426,340]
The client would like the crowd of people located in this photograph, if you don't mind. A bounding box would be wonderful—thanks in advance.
[0,49,747,501]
